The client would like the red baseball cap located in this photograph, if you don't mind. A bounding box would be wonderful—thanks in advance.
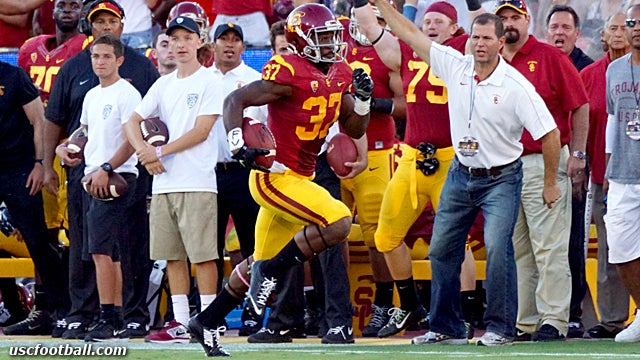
[494,0,529,15]
[88,1,123,22]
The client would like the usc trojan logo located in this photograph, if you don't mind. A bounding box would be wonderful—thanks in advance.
[287,11,304,32]
[527,60,537,72]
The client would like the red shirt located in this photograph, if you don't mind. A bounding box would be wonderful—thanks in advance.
[504,36,589,154]
[345,29,396,151]
[213,0,272,17]
[580,54,611,184]
[263,54,352,176]
[0,21,31,48]
[36,0,56,35]
[18,33,87,105]
[400,34,468,149]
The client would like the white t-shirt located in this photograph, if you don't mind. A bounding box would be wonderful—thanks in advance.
[209,62,266,163]
[135,66,223,194]
[428,42,557,169]
[81,78,141,176]
[121,0,152,34]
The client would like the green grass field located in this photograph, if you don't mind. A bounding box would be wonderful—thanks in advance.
[1,336,640,359]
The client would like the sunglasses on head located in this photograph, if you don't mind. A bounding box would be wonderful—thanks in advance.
[626,19,639,27]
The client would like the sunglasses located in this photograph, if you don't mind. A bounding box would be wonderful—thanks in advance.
[626,19,640,27]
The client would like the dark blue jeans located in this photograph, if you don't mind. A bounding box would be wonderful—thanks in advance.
[0,163,69,318]
[429,158,522,339]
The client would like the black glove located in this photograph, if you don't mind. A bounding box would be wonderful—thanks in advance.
[353,0,368,8]
[232,145,271,173]
[465,0,482,11]
[352,68,374,101]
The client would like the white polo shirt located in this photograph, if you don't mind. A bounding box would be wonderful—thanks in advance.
[209,61,267,163]
[428,42,557,169]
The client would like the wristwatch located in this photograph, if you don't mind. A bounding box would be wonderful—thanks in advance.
[100,162,113,174]
[571,150,586,160]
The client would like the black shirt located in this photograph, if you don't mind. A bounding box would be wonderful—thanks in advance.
[569,46,594,72]
[0,61,40,169]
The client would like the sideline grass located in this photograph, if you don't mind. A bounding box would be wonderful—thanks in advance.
[1,339,640,359]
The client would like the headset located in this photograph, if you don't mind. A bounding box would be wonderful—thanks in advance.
[78,0,126,36]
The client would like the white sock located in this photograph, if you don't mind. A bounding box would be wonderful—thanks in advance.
[171,294,190,326]
[200,294,216,312]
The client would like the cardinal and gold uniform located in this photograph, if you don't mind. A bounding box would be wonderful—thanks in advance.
[374,35,467,253]
[249,54,353,260]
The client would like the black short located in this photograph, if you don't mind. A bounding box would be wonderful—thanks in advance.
[86,173,136,260]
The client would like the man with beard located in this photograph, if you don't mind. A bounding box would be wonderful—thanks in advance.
[495,0,589,342]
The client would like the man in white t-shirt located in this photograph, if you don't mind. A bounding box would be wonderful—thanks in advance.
[355,0,561,346]
[124,16,223,345]
[56,34,141,342]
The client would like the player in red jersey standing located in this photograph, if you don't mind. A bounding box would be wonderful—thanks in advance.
[354,1,481,337]
[187,4,373,356]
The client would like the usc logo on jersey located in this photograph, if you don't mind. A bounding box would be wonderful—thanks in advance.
[527,60,537,73]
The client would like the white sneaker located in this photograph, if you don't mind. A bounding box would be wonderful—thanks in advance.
[615,310,640,343]
[476,331,513,346]
[412,331,468,345]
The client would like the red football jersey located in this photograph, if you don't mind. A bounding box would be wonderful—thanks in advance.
[346,41,396,151]
[263,54,353,176]
[400,34,468,149]
[18,33,86,106]
[504,36,589,154]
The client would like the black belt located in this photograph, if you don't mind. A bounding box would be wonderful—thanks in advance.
[458,159,516,176]
[215,162,245,171]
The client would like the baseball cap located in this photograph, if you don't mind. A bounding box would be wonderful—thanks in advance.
[213,23,244,41]
[166,16,200,36]
[88,1,123,22]
[494,0,529,15]
[425,1,458,23]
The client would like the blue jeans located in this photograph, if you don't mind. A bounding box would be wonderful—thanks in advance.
[428,157,522,339]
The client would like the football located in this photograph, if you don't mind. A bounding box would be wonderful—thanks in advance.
[140,117,169,146]
[242,117,276,169]
[326,133,357,177]
[67,127,88,159]
[81,171,128,200]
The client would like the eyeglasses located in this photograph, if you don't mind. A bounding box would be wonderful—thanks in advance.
[626,19,640,27]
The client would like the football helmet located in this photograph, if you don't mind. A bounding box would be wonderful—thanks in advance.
[166,2,210,43]
[285,3,346,63]
[349,1,395,46]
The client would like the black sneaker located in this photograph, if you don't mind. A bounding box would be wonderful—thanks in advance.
[362,305,390,337]
[246,260,277,317]
[51,318,67,338]
[238,306,262,336]
[84,320,127,342]
[322,325,355,344]
[377,306,427,338]
[514,328,532,342]
[61,320,89,339]
[247,327,293,343]
[124,321,149,338]
[2,308,52,335]
[187,316,230,357]
[584,324,620,339]
[567,322,584,338]
[532,324,565,342]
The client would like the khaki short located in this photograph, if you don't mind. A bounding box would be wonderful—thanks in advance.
[150,192,218,263]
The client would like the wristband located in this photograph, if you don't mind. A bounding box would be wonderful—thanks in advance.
[227,127,245,152]
[371,98,394,115]
[155,146,163,160]
[353,0,368,8]
[371,28,385,46]
[465,0,482,11]
[354,97,371,116]
[403,4,418,22]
